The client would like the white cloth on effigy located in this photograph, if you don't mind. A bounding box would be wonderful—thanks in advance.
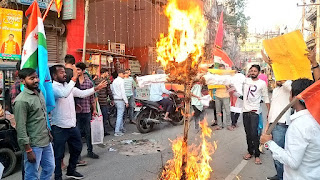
[136,74,168,87]
[203,73,246,93]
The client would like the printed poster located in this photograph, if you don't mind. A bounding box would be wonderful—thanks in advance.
[0,8,23,60]
[263,30,313,81]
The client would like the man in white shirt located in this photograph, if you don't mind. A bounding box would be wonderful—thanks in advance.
[112,69,129,136]
[242,65,270,165]
[50,65,107,180]
[149,69,174,121]
[264,80,292,180]
[261,79,320,180]
[230,70,246,128]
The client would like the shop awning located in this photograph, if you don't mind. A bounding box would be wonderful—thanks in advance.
[78,49,136,59]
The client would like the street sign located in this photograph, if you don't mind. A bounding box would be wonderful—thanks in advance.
[62,0,77,20]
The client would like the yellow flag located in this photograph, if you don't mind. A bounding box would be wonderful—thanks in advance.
[207,69,236,89]
[55,0,63,18]
[263,30,312,81]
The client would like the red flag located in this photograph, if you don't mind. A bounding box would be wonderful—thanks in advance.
[297,80,320,124]
[214,11,224,48]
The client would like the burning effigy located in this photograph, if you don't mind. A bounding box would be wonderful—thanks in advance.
[153,0,216,179]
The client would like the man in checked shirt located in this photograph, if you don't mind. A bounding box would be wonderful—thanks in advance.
[75,62,99,159]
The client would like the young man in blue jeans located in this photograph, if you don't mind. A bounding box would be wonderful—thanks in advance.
[111,69,129,136]
[14,68,55,180]
[264,80,292,180]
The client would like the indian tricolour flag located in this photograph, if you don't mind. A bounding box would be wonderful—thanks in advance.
[21,1,55,126]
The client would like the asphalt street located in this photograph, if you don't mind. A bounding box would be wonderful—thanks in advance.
[5,107,275,180]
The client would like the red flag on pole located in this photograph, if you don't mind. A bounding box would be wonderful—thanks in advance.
[297,80,320,125]
[214,11,224,48]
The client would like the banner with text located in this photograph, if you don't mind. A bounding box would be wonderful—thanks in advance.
[0,8,23,60]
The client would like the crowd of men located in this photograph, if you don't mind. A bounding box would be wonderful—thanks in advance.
[190,49,320,180]
[11,55,136,180]
[8,49,320,179]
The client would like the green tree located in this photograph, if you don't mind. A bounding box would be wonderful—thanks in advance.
[224,0,250,40]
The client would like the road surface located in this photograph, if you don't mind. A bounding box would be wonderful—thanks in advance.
[4,108,275,180]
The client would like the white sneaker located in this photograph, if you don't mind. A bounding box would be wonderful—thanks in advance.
[114,132,124,136]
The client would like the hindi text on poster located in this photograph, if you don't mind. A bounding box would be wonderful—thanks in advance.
[0,8,23,60]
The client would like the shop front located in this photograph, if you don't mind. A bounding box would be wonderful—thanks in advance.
[0,0,66,63]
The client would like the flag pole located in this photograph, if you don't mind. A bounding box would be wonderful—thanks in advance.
[265,97,298,135]
[43,0,55,21]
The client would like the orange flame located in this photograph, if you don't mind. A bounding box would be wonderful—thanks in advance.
[156,0,207,68]
[160,119,217,180]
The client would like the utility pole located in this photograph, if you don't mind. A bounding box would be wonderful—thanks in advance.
[297,1,320,62]
[82,0,90,62]
[302,0,306,33]
[317,0,320,62]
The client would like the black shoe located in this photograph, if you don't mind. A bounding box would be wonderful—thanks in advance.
[87,152,99,159]
[104,132,110,136]
[54,177,63,180]
[266,175,279,180]
[76,160,87,167]
[211,122,218,127]
[66,171,84,179]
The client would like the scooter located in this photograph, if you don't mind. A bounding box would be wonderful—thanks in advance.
[135,91,184,133]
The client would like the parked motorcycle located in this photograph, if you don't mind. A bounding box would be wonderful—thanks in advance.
[0,119,20,178]
[135,91,184,133]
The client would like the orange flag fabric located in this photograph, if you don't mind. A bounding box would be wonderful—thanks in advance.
[213,47,233,67]
[297,80,320,125]
[55,0,63,17]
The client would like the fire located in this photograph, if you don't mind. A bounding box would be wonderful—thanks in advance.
[157,1,215,179]
[156,0,207,67]
[160,119,217,180]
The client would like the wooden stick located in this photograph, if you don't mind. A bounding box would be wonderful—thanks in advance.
[43,0,55,21]
[266,97,298,135]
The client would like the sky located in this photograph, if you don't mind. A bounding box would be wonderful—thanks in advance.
[245,0,303,33]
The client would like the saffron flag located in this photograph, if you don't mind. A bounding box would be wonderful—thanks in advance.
[55,0,63,18]
[214,11,223,48]
[213,47,233,67]
[21,1,55,126]
[297,80,320,125]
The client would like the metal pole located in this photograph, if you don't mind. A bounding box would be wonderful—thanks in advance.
[82,0,90,62]
[302,0,306,33]
[317,0,320,62]
[297,3,320,6]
